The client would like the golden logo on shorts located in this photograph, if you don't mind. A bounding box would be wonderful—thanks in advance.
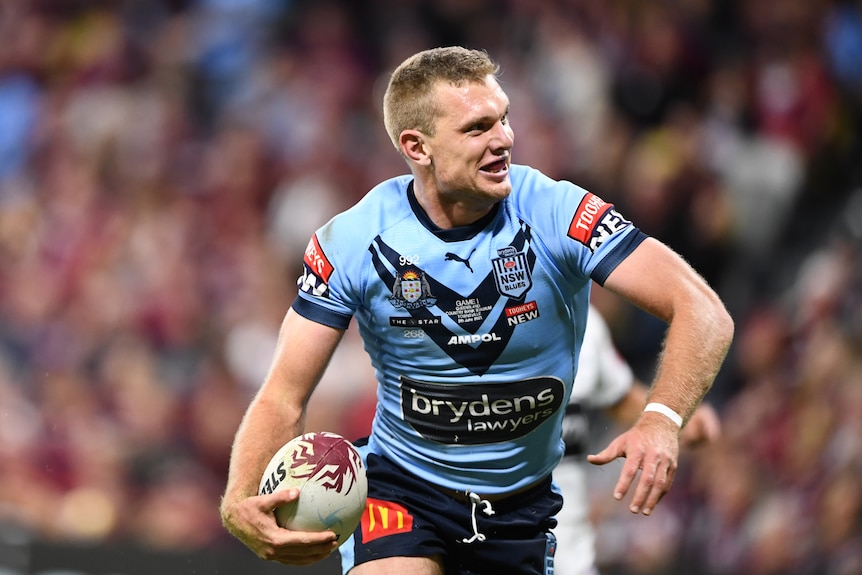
[361,498,414,542]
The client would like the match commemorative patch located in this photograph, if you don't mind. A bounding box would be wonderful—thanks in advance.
[297,234,334,297]
[567,193,631,252]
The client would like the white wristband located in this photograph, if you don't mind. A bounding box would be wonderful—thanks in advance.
[644,402,683,428]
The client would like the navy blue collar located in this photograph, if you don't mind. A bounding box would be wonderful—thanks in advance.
[407,180,500,242]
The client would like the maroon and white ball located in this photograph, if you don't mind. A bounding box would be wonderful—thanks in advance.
[258,431,367,546]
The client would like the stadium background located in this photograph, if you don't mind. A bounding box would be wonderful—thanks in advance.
[0,0,860,574]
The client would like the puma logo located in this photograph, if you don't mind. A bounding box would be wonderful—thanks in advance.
[444,248,476,272]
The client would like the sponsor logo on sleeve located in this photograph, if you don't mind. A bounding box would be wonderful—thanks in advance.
[567,193,631,252]
[361,498,414,542]
[298,234,334,297]
[304,234,333,282]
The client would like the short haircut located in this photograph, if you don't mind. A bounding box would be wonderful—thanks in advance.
[383,46,500,151]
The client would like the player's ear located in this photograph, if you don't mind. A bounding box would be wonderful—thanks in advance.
[400,130,431,166]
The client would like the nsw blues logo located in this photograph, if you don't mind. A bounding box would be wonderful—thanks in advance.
[390,270,437,309]
[492,246,531,299]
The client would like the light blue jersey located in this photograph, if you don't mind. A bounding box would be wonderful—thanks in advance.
[293,164,646,496]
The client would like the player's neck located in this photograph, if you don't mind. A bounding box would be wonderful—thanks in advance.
[412,181,497,230]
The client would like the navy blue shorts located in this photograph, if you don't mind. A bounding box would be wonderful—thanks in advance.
[340,452,561,575]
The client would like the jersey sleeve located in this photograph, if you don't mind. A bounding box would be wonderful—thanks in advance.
[290,174,413,330]
[509,165,648,285]
[292,222,362,330]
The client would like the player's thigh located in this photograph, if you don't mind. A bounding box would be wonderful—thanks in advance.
[349,555,445,575]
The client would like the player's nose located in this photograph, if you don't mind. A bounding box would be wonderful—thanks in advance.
[490,121,514,153]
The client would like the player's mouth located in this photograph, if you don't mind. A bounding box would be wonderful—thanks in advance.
[480,157,509,178]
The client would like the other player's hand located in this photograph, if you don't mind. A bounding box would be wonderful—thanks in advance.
[680,403,721,448]
[220,489,338,565]
[586,413,680,516]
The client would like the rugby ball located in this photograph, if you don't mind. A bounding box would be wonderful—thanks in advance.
[258,431,367,546]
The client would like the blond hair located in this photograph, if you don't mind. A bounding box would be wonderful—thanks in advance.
[383,46,500,151]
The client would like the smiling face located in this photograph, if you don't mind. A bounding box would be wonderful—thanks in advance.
[383,47,515,227]
[399,75,515,227]
[422,75,514,208]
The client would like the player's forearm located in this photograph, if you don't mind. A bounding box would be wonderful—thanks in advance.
[644,293,733,425]
[221,311,343,510]
[222,394,305,507]
[601,238,733,426]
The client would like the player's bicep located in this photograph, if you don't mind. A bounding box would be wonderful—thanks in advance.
[261,308,346,409]
[602,237,712,323]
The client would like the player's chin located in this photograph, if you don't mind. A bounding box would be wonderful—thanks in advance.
[477,172,511,199]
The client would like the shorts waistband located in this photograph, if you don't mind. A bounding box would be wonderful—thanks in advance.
[430,475,551,504]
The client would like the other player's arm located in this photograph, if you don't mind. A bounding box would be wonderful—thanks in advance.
[588,237,733,515]
[220,307,345,565]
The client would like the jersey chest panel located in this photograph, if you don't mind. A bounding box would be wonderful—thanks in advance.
[362,212,582,380]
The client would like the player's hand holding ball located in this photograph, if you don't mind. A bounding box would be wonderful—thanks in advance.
[258,432,368,546]
[220,431,367,566]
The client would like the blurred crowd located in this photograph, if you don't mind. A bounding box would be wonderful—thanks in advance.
[0,0,860,573]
